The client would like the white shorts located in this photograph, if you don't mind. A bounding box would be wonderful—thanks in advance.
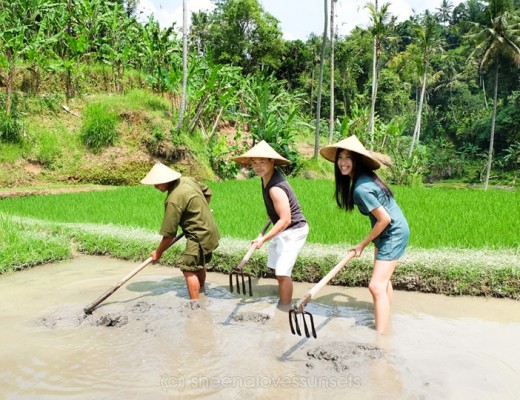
[267,224,309,277]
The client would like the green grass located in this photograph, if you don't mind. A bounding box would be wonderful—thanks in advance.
[0,179,518,249]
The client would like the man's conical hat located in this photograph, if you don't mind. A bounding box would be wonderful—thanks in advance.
[140,162,182,185]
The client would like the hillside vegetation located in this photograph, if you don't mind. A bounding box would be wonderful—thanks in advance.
[1,0,519,189]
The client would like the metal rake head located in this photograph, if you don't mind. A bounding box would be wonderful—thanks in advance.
[289,307,317,339]
[228,270,253,297]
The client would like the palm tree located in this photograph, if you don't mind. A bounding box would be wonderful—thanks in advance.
[436,0,454,27]
[467,0,520,190]
[367,1,393,150]
[408,13,444,157]
[177,0,188,130]
[328,0,336,144]
[190,11,210,57]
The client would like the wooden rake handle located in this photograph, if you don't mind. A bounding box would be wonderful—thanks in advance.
[294,250,356,311]
[235,219,271,271]
[83,231,185,314]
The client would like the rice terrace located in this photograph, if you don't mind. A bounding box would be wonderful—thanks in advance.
[1,0,520,398]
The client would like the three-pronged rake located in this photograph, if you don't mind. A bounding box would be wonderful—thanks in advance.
[288,251,356,338]
[229,219,271,296]
[289,293,317,338]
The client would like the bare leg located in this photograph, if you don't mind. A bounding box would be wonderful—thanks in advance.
[276,275,293,305]
[196,268,206,291]
[387,280,394,306]
[368,259,398,333]
[183,271,201,299]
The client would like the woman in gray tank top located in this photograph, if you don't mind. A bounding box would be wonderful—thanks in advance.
[233,141,309,306]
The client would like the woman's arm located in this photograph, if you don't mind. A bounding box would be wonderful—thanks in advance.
[351,206,391,257]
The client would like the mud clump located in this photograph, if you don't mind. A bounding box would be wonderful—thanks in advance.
[177,300,208,317]
[131,301,153,313]
[233,312,270,324]
[36,309,128,329]
[93,313,128,327]
[307,342,385,372]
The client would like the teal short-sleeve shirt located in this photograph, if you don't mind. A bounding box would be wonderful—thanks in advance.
[353,175,410,261]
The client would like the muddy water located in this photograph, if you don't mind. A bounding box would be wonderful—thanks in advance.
[1,256,519,400]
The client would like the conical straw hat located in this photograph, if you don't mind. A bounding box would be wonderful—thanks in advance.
[233,140,291,165]
[319,135,383,170]
[140,162,182,185]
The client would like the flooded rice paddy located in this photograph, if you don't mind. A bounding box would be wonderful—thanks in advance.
[1,255,519,399]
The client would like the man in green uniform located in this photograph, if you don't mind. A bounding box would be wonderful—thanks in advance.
[141,162,220,299]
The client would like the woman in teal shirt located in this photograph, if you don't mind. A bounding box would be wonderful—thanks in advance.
[320,135,409,334]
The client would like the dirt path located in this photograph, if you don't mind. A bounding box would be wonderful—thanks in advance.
[0,185,114,199]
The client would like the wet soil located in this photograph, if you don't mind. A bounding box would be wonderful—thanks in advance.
[2,255,520,400]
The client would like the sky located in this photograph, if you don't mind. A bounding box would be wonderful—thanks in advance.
[136,0,449,41]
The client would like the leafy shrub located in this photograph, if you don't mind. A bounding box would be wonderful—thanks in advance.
[0,111,23,143]
[34,130,62,165]
[80,102,118,152]
[125,89,169,112]
[208,131,242,179]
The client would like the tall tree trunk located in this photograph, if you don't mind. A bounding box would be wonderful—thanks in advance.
[484,60,499,190]
[65,68,73,103]
[177,0,188,130]
[5,64,15,116]
[408,65,428,157]
[328,0,335,144]
[368,0,378,150]
[369,41,378,150]
[481,73,488,109]
[310,64,315,116]
[314,0,328,158]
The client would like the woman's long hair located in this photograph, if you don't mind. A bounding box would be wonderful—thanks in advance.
[334,150,393,211]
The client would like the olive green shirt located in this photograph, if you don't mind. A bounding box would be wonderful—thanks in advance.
[160,177,220,255]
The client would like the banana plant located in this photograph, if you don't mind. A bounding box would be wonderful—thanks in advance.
[139,17,178,93]
[99,1,137,93]
[242,74,305,168]
[0,0,58,114]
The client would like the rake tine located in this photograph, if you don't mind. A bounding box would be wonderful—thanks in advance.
[241,273,246,294]
[248,274,253,296]
[229,272,234,293]
[302,312,311,338]
[293,310,302,336]
[235,273,240,294]
[289,310,296,335]
[305,311,317,339]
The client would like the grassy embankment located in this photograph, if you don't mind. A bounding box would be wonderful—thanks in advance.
[1,179,519,299]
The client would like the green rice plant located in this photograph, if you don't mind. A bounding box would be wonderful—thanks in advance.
[80,102,118,152]
[0,215,70,273]
[0,180,518,250]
